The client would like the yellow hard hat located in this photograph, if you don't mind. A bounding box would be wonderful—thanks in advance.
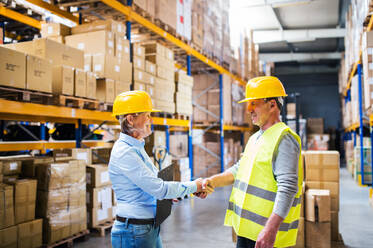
[112,90,161,116]
[238,76,287,103]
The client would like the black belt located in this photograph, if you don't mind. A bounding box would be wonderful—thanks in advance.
[116,215,155,225]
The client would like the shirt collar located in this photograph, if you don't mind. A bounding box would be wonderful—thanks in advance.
[119,132,145,147]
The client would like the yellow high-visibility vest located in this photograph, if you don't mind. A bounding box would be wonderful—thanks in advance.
[224,122,303,247]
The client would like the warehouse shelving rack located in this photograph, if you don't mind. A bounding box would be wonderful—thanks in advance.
[343,15,373,190]
[0,0,252,179]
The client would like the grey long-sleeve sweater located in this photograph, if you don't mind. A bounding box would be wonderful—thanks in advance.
[227,129,300,218]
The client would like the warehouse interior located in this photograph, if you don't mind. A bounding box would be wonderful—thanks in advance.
[0,0,372,247]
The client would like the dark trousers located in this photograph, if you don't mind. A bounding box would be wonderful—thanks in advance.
[236,236,256,248]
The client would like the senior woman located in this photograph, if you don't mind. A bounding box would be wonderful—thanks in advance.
[109,91,205,248]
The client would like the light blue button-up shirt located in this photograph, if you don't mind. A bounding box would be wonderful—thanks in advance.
[109,132,197,219]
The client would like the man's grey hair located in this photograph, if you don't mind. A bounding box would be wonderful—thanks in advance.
[116,113,141,135]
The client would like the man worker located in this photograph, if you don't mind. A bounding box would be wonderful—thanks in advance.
[202,76,303,248]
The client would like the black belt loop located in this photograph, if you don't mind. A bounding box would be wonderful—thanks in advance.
[116,215,155,225]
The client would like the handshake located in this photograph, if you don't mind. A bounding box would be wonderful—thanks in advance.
[193,178,215,199]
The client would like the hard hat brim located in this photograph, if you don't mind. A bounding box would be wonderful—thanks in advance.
[238,94,288,104]
[112,108,162,117]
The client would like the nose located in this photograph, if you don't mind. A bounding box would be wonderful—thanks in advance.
[247,102,254,112]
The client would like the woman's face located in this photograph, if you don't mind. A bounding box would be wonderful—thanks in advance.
[132,112,153,139]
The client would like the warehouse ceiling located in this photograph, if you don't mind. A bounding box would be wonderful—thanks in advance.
[230,0,350,65]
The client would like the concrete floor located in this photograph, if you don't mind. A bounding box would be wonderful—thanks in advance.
[75,168,373,247]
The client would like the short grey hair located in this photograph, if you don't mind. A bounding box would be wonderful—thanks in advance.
[264,97,284,111]
[116,113,141,135]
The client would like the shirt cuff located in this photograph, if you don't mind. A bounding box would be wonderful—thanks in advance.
[181,181,197,193]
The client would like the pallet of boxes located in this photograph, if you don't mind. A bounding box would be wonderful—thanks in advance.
[306,118,329,151]
[63,20,132,107]
[0,157,42,248]
[293,151,341,248]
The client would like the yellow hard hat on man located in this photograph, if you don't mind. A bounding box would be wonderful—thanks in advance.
[112,90,160,117]
[238,76,287,103]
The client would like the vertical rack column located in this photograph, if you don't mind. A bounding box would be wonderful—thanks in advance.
[219,74,224,173]
[357,63,365,185]
[165,125,170,152]
[187,55,194,179]
[75,119,82,148]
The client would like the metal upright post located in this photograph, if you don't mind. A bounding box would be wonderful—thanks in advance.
[165,125,170,152]
[358,63,365,184]
[187,55,194,179]
[78,8,82,25]
[370,125,373,188]
[353,131,357,147]
[40,123,46,140]
[126,0,133,63]
[0,120,4,141]
[219,74,224,173]
[295,93,300,134]
[1,22,4,44]
[75,119,82,148]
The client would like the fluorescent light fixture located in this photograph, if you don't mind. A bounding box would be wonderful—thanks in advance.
[269,0,313,8]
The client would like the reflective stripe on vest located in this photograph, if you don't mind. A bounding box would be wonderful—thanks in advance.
[228,201,299,232]
[233,179,302,207]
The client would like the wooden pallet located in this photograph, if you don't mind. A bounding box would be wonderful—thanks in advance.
[0,86,53,104]
[98,102,113,112]
[91,220,114,237]
[132,3,155,23]
[153,112,174,119]
[53,95,99,110]
[42,230,90,248]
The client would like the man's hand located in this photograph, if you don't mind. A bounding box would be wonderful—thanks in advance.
[255,213,283,248]
[255,226,277,248]
[193,177,215,199]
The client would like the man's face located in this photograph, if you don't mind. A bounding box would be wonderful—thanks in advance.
[247,99,273,127]
[132,112,153,138]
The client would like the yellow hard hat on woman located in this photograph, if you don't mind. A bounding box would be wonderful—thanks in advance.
[238,76,287,103]
[112,90,161,116]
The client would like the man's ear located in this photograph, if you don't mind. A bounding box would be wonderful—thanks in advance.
[126,114,134,126]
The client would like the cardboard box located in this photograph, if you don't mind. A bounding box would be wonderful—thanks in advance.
[4,38,84,69]
[146,54,174,68]
[36,188,69,217]
[44,211,71,244]
[145,61,156,75]
[134,69,151,84]
[86,71,97,99]
[133,43,145,58]
[306,181,339,211]
[115,37,130,61]
[26,55,52,93]
[304,151,340,182]
[88,207,113,228]
[133,56,145,70]
[46,36,64,44]
[307,134,330,151]
[52,65,74,95]
[91,147,112,164]
[8,179,37,224]
[146,85,154,98]
[331,211,339,241]
[17,218,43,248]
[134,81,146,91]
[74,68,86,97]
[35,160,86,190]
[0,225,17,248]
[292,217,304,248]
[305,189,331,222]
[115,80,130,96]
[0,46,26,89]
[86,185,113,209]
[71,19,125,37]
[20,156,54,178]
[41,23,70,37]
[119,61,132,83]
[169,134,188,158]
[65,30,114,55]
[305,221,331,248]
[0,184,14,229]
[92,53,112,78]
[53,148,92,165]
[84,54,91,72]
[86,164,111,188]
[97,78,115,103]
[70,206,87,236]
[0,160,22,176]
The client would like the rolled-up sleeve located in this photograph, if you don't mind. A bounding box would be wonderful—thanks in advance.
[272,134,300,218]
[226,160,240,179]
[114,147,197,200]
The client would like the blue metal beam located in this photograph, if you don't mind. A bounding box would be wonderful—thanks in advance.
[219,74,224,173]
[165,125,170,152]
[76,119,82,148]
[186,55,193,179]
[358,64,365,184]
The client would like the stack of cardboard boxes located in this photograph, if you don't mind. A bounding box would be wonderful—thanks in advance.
[35,159,86,245]
[0,158,22,183]
[175,71,194,115]
[86,164,114,228]
[133,43,155,98]
[363,31,373,114]
[143,42,176,113]
[3,32,85,96]
[64,20,131,103]
[191,0,204,49]
[0,156,42,248]
[301,151,340,247]
[353,144,372,185]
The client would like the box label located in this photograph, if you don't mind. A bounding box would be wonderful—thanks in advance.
[108,41,114,48]
[48,26,53,34]
[10,162,18,171]
[118,44,122,51]
[115,65,120,72]
[94,64,102,72]
[78,43,85,50]
[84,64,90,71]
[97,208,108,221]
[77,152,88,162]
[101,171,110,184]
